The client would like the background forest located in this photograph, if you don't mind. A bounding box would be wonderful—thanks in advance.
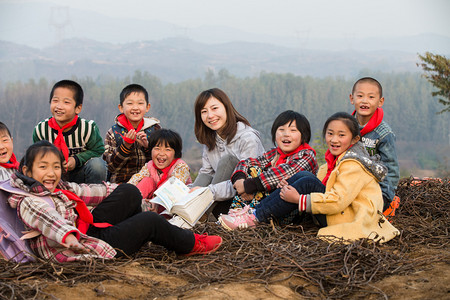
[0,69,448,177]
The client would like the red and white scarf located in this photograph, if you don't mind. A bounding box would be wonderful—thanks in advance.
[117,114,144,144]
[48,115,79,162]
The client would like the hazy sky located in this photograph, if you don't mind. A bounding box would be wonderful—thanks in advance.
[2,0,450,40]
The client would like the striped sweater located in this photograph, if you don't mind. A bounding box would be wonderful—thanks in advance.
[32,117,105,168]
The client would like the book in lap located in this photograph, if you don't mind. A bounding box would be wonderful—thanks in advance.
[151,177,214,226]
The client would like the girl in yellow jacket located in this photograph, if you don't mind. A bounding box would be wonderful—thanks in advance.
[219,112,399,243]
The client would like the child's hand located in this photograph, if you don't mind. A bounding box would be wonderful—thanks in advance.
[123,129,137,148]
[280,185,300,204]
[240,192,254,201]
[277,179,289,189]
[233,179,245,195]
[66,157,76,171]
[135,131,149,148]
[62,233,90,254]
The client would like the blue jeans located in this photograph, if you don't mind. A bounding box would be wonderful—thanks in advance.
[68,157,107,184]
[255,171,326,224]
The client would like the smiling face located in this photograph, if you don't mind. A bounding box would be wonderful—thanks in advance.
[0,130,13,164]
[50,87,82,129]
[200,97,228,135]
[350,81,384,125]
[151,141,176,170]
[119,92,151,128]
[325,120,360,157]
[23,151,62,192]
[275,120,302,154]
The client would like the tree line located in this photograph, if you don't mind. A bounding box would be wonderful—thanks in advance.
[0,69,448,175]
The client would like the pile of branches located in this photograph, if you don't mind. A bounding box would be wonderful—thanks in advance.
[1,177,448,299]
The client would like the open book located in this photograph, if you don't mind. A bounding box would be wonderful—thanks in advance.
[150,177,214,226]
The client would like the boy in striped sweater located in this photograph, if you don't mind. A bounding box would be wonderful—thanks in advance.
[33,80,107,184]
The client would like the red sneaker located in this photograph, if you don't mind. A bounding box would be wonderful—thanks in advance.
[185,233,222,256]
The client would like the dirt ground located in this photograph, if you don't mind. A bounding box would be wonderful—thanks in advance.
[35,246,449,300]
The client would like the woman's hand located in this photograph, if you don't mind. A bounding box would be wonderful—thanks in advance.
[280,185,300,204]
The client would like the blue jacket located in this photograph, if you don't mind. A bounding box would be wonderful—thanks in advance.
[360,121,399,210]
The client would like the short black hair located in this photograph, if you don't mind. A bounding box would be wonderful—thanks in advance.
[148,129,183,159]
[322,112,360,140]
[271,110,311,145]
[49,80,84,107]
[0,122,12,137]
[120,84,149,105]
[351,77,383,97]
[19,140,65,176]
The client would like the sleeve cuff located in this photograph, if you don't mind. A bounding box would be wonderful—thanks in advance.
[62,229,80,243]
[231,171,246,184]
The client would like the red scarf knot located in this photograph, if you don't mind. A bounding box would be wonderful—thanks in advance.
[0,153,19,169]
[48,115,79,162]
[153,158,180,189]
[352,107,384,137]
[275,143,316,166]
[117,114,144,144]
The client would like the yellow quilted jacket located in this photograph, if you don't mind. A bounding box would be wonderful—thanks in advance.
[311,144,399,243]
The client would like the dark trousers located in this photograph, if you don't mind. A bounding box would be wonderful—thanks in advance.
[255,171,327,226]
[87,184,195,256]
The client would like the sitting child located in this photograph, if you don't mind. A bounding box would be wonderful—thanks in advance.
[229,110,318,224]
[6,141,222,262]
[0,122,19,180]
[128,129,192,212]
[103,84,161,183]
[33,80,106,184]
[219,112,399,243]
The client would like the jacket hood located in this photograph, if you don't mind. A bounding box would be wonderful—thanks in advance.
[339,141,387,182]
[226,122,262,145]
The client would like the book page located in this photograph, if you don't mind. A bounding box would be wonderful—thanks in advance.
[153,177,190,210]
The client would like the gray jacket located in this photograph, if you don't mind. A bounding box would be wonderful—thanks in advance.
[198,122,265,201]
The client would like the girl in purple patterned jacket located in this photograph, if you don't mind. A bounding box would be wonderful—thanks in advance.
[7,141,222,262]
[227,110,318,224]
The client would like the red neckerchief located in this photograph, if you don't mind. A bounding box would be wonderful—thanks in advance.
[154,158,180,189]
[321,149,338,185]
[48,115,79,162]
[276,143,316,166]
[117,114,144,144]
[0,153,19,169]
[55,188,112,234]
[352,107,383,136]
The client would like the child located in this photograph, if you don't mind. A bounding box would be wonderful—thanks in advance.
[33,80,106,184]
[349,77,400,211]
[6,141,222,262]
[103,84,161,183]
[192,88,265,217]
[229,110,318,223]
[128,129,192,212]
[0,122,19,181]
[219,112,399,243]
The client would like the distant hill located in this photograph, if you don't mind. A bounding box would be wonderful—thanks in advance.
[0,38,424,83]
